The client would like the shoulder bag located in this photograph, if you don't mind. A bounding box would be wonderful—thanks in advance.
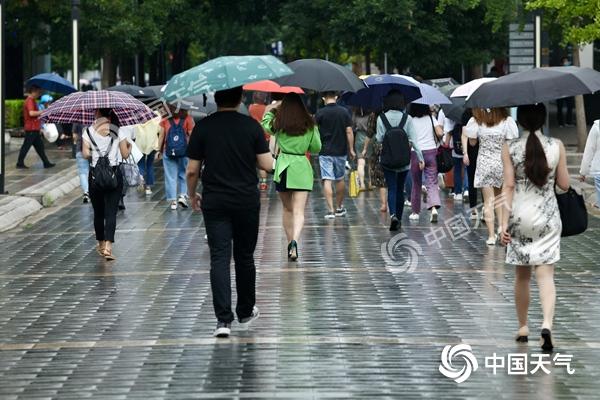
[430,116,453,173]
[556,186,588,237]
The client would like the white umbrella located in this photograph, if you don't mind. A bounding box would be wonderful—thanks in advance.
[450,77,497,98]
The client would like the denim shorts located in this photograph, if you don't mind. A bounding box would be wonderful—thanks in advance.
[319,155,347,181]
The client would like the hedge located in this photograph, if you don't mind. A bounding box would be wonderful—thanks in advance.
[5,99,25,128]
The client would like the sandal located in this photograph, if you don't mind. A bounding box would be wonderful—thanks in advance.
[103,249,116,261]
[96,242,105,256]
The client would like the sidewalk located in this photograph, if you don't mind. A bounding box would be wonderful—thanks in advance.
[0,137,81,231]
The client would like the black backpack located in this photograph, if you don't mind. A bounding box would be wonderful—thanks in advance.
[87,129,119,191]
[379,112,411,170]
[451,123,464,156]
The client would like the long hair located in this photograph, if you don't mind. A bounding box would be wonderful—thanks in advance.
[408,103,431,118]
[517,103,551,187]
[472,107,509,127]
[273,93,315,136]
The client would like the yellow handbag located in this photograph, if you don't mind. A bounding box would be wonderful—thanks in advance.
[349,170,360,198]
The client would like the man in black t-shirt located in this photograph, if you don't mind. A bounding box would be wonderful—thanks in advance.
[186,86,273,338]
[315,92,355,219]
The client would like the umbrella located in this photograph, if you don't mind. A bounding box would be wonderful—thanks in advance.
[174,94,217,114]
[143,85,166,98]
[387,75,452,105]
[163,55,293,100]
[441,96,467,123]
[107,84,150,98]
[341,74,421,110]
[40,90,156,126]
[450,77,497,98]
[26,73,77,94]
[465,66,600,108]
[243,80,304,94]
[275,59,365,92]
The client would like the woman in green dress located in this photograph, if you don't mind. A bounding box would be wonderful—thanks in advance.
[262,93,322,261]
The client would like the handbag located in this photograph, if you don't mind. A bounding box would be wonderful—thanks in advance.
[430,116,453,173]
[556,187,588,237]
[120,155,144,187]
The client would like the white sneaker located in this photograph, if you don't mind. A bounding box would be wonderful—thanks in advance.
[404,200,412,207]
[421,185,428,194]
[213,322,231,338]
[170,201,177,210]
[454,194,463,202]
[409,213,420,221]
[145,187,152,196]
[238,306,260,330]
[470,210,479,220]
[463,190,469,198]
[178,195,189,208]
[430,208,438,223]
[450,192,455,198]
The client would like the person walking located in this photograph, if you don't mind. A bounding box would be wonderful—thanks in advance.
[249,92,270,190]
[16,85,55,169]
[158,107,195,210]
[73,123,90,204]
[135,114,161,196]
[464,108,518,244]
[500,103,570,351]
[461,110,480,219]
[407,103,443,223]
[556,57,574,127]
[367,111,388,212]
[186,86,273,338]
[316,92,355,219]
[262,93,322,261]
[82,109,131,261]
[579,120,600,208]
[376,91,424,231]
[445,113,469,202]
[352,108,371,191]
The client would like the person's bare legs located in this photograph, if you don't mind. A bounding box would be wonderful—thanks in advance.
[379,187,388,212]
[515,265,532,337]
[278,192,293,242]
[535,264,556,331]
[291,191,309,240]
[335,179,345,209]
[482,186,496,241]
[357,158,366,190]
[323,180,334,213]
[493,187,503,235]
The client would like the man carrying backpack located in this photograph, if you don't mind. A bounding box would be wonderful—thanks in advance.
[158,108,195,210]
[315,92,355,219]
[376,90,424,231]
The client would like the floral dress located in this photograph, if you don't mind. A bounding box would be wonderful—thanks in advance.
[366,112,386,187]
[506,131,562,265]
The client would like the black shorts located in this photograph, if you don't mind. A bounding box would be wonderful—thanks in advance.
[275,168,309,193]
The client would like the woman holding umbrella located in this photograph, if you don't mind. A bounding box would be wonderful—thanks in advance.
[82,109,131,260]
[262,93,321,261]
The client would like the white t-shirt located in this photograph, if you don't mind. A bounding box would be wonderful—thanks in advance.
[412,115,441,151]
[464,116,519,140]
[83,126,127,167]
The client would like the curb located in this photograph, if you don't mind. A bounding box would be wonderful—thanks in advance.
[16,166,80,207]
[0,196,43,232]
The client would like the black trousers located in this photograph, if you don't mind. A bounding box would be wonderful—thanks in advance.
[89,169,123,242]
[466,141,479,209]
[203,206,260,324]
[557,97,574,126]
[17,131,51,166]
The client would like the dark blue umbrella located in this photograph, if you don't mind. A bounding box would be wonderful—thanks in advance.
[341,74,421,110]
[26,73,77,94]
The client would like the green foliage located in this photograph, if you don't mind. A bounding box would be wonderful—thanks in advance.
[5,100,25,129]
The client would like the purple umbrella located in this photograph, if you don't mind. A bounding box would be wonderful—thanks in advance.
[40,90,156,126]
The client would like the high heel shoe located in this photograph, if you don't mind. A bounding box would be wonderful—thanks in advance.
[540,328,554,351]
[287,242,293,259]
[515,326,529,342]
[289,240,298,261]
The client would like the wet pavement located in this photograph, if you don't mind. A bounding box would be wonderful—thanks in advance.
[1,169,599,399]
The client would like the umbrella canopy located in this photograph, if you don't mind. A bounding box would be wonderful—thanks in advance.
[143,85,166,98]
[163,55,293,100]
[386,75,452,105]
[107,84,150,98]
[243,80,304,94]
[441,97,467,123]
[174,94,217,114]
[465,66,600,108]
[40,90,156,126]
[341,74,421,110]
[450,77,497,98]
[26,73,77,94]
[275,59,365,92]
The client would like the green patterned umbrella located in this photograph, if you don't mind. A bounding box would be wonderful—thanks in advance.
[163,55,293,101]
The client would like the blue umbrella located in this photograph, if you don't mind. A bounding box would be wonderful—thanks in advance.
[412,83,451,105]
[26,73,77,94]
[342,74,421,110]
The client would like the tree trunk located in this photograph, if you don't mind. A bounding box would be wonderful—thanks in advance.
[572,45,588,151]
[101,50,117,88]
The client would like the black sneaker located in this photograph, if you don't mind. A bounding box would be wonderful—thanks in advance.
[82,193,90,204]
[389,215,400,231]
[213,321,231,338]
[15,164,28,169]
[334,207,347,217]
[43,162,56,169]
[238,306,260,330]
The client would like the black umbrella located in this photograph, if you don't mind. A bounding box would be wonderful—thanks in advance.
[106,84,150,98]
[465,66,600,108]
[275,59,365,92]
[142,85,166,98]
[441,96,466,123]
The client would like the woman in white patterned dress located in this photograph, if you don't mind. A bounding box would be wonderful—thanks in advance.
[500,104,570,351]
[464,108,519,245]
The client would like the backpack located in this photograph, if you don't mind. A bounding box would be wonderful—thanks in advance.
[451,123,464,156]
[87,129,119,191]
[165,118,187,157]
[379,112,411,170]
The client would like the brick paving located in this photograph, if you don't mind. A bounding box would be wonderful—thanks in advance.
[1,173,599,399]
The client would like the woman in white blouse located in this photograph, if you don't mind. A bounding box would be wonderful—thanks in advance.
[579,120,600,208]
[463,108,519,245]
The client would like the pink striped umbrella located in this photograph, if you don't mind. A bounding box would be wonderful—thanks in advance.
[40,90,156,126]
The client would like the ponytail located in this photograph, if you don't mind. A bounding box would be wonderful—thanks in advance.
[524,130,551,187]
